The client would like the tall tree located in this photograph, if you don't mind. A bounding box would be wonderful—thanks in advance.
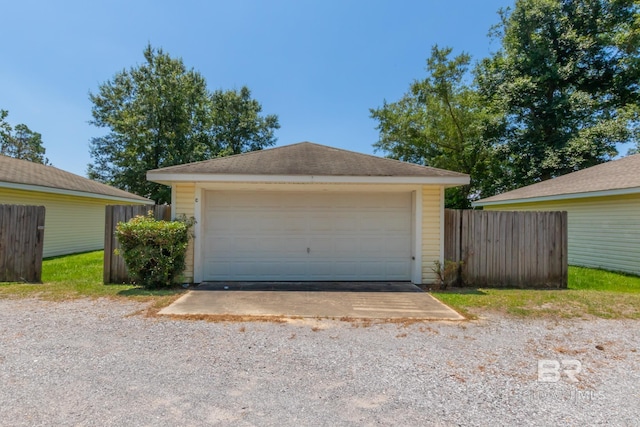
[210,87,280,156]
[0,110,50,164]
[477,0,640,190]
[370,46,500,208]
[88,45,280,203]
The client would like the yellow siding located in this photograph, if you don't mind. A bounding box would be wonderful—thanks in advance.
[484,194,640,275]
[174,184,196,281]
[0,188,144,258]
[421,186,443,283]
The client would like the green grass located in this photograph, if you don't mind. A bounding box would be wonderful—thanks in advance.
[0,251,184,306]
[567,266,640,292]
[2,252,639,319]
[434,266,640,319]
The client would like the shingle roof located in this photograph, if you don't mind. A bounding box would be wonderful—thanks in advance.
[148,142,469,178]
[476,154,640,205]
[0,155,152,202]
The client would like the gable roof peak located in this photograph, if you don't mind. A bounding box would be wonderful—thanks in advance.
[148,141,469,179]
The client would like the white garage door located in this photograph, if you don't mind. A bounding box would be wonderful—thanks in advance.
[203,191,413,281]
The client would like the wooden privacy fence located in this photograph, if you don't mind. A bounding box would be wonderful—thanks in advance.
[103,205,171,284]
[445,209,568,288]
[0,205,46,282]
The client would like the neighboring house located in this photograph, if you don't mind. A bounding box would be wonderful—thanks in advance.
[474,154,640,276]
[147,142,469,284]
[0,155,152,258]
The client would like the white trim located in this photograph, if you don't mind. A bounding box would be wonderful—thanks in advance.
[179,182,425,193]
[0,181,152,204]
[439,186,445,266]
[147,172,470,186]
[170,186,177,220]
[412,188,423,284]
[193,186,204,284]
[473,186,640,207]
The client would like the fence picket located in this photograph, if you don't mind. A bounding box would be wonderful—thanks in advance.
[444,209,568,288]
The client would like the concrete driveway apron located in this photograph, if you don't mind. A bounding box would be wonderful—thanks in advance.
[159,282,464,320]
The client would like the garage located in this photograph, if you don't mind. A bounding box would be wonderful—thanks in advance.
[203,190,412,281]
[146,142,470,284]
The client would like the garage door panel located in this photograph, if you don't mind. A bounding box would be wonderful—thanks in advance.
[251,216,281,232]
[307,261,337,272]
[357,261,387,278]
[277,238,308,255]
[386,237,413,254]
[333,215,358,231]
[385,215,412,232]
[282,216,307,232]
[359,212,398,231]
[253,261,284,276]
[204,191,412,281]
[234,213,284,232]
[205,237,233,254]
[357,194,386,208]
[223,260,309,278]
[329,262,361,276]
[207,210,232,223]
[210,237,307,256]
[308,236,333,253]
[308,215,335,232]
[206,261,230,276]
[358,237,385,253]
[241,237,307,255]
[333,237,359,253]
[386,261,413,278]
[237,236,277,253]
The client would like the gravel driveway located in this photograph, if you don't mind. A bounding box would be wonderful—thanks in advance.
[0,298,638,426]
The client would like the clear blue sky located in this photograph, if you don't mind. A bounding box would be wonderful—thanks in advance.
[1,0,513,177]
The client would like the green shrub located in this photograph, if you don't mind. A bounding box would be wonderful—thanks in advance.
[115,213,195,288]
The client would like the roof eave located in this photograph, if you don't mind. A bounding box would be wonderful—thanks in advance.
[0,181,154,204]
[473,186,640,207]
[146,172,470,186]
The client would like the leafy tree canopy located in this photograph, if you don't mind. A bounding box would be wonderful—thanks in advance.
[370,46,501,208]
[477,0,640,190]
[210,86,281,156]
[88,45,280,203]
[0,109,50,165]
[372,0,640,205]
